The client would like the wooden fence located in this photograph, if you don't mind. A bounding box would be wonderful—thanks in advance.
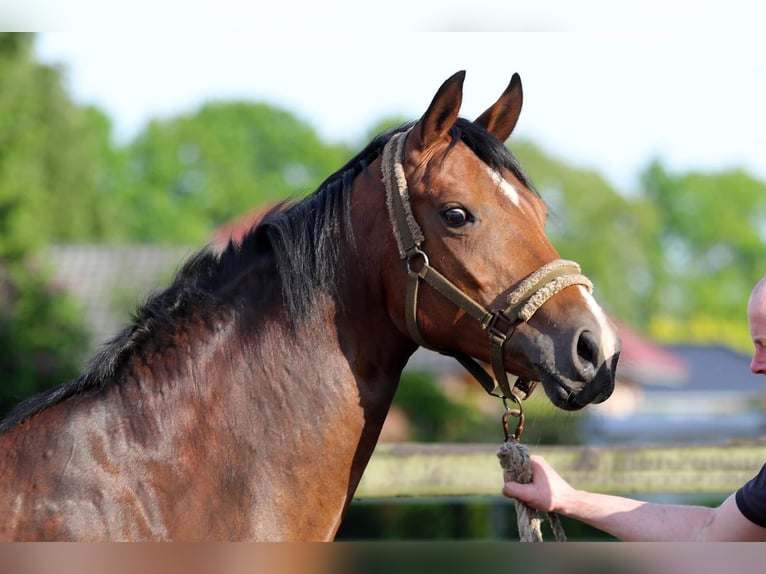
[355,442,766,499]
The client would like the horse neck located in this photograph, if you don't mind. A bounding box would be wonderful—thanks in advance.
[159,278,414,538]
[229,284,414,539]
[0,232,417,540]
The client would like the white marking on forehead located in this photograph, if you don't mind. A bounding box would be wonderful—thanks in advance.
[578,285,619,359]
[485,166,520,207]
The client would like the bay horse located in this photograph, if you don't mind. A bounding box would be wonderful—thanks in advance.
[0,71,620,541]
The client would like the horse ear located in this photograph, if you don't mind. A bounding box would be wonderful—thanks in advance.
[411,70,465,152]
[474,73,523,142]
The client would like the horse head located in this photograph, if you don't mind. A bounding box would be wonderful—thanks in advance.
[376,71,620,411]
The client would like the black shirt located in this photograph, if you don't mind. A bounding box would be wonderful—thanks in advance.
[735,463,766,527]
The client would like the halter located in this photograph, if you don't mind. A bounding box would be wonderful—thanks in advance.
[381,129,594,401]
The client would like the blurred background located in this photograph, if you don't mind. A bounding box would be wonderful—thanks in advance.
[1,30,765,540]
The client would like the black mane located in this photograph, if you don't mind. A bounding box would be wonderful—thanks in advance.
[0,118,533,433]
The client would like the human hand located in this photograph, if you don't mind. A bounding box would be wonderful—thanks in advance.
[501,455,576,513]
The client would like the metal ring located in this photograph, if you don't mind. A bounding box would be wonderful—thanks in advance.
[406,249,430,275]
[501,394,525,443]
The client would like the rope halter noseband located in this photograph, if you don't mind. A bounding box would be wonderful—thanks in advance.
[381,128,594,401]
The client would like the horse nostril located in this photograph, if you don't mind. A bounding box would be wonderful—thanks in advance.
[574,329,600,380]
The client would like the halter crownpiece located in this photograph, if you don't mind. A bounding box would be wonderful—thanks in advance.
[381,130,424,257]
[381,129,594,401]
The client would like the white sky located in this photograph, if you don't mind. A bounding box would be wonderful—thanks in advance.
[24,10,766,194]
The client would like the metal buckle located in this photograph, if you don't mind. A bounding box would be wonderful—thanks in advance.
[511,378,539,401]
[487,311,517,340]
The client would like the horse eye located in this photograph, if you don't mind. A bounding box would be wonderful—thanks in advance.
[441,207,472,227]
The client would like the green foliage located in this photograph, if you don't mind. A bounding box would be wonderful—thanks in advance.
[649,314,754,352]
[0,260,89,417]
[393,371,484,442]
[394,371,583,445]
[0,33,128,256]
[0,33,96,416]
[116,102,353,243]
[639,160,766,349]
[338,500,493,540]
[337,497,614,541]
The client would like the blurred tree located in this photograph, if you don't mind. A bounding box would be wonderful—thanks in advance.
[392,371,486,442]
[0,33,128,249]
[639,160,766,350]
[393,371,583,445]
[117,102,353,242]
[0,259,89,417]
[0,33,94,417]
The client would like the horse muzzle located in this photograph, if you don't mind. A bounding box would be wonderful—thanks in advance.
[536,342,620,411]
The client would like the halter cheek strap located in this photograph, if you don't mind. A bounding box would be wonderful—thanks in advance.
[381,129,594,400]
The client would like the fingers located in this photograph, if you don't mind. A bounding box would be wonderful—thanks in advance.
[500,455,557,512]
[502,479,530,498]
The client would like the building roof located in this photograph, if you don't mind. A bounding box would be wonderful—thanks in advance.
[651,343,762,394]
[210,203,276,248]
[48,244,194,354]
[585,343,765,445]
[612,320,690,388]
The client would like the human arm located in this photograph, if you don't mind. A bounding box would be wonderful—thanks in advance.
[501,455,766,541]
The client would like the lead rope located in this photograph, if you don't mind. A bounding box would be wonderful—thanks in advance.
[496,398,567,542]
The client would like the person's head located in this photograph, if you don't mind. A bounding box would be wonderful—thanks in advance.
[748,275,766,375]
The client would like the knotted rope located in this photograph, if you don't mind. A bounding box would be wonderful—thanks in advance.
[497,441,567,542]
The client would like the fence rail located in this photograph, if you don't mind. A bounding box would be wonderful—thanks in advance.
[355,442,766,499]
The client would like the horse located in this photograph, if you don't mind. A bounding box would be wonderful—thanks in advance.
[0,71,620,541]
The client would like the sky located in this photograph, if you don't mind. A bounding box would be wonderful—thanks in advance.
[28,20,766,194]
